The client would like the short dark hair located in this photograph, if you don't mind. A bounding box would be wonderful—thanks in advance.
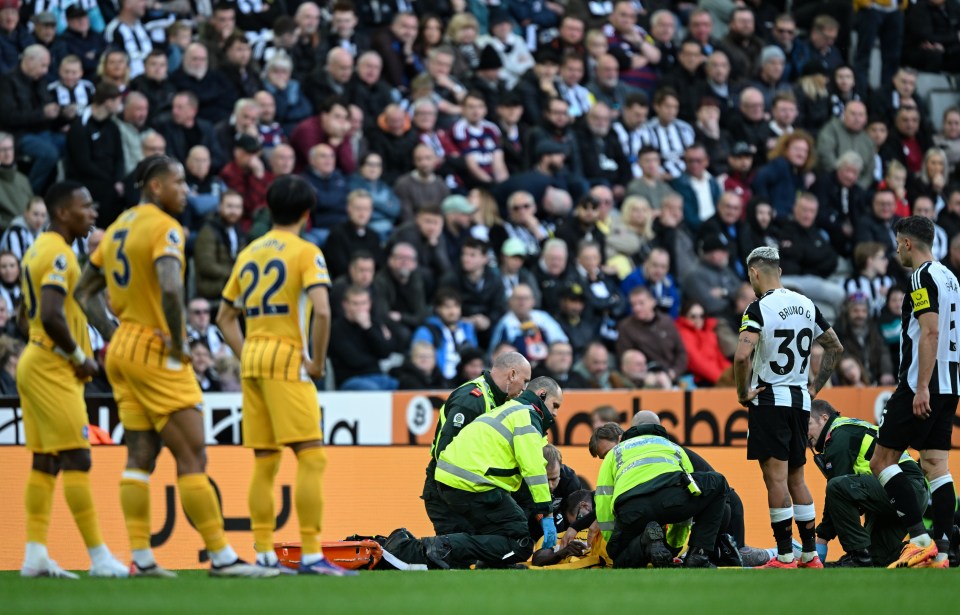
[462,237,488,253]
[433,286,462,307]
[319,96,349,115]
[349,249,375,265]
[894,215,935,248]
[44,180,87,215]
[810,399,839,421]
[267,175,316,225]
[624,92,649,108]
[589,423,624,458]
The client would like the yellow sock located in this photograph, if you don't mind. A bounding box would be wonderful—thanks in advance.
[248,453,282,553]
[177,473,227,553]
[295,448,327,555]
[25,470,56,545]
[62,471,104,548]
[120,470,152,551]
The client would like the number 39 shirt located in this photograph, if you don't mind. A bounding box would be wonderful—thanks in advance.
[739,288,831,410]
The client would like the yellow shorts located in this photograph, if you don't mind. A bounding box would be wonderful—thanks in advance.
[17,344,90,454]
[242,378,323,450]
[106,344,203,433]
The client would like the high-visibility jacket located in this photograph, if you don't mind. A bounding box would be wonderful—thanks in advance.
[595,428,694,542]
[430,372,505,461]
[435,392,552,514]
[816,416,916,480]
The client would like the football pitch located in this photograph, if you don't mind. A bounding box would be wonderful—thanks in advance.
[1,569,957,614]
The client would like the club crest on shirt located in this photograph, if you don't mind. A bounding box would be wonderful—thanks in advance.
[53,254,67,271]
[315,254,327,271]
[167,229,181,245]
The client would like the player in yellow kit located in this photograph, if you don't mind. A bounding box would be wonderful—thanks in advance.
[217,175,356,576]
[74,155,277,578]
[18,181,128,579]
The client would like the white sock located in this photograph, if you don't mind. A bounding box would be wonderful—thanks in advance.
[301,551,324,566]
[24,542,49,564]
[210,545,239,567]
[911,534,932,548]
[256,551,278,566]
[800,551,817,563]
[88,544,112,565]
[777,552,795,563]
[132,549,156,568]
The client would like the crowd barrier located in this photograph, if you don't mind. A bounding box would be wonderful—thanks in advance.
[1,387,959,570]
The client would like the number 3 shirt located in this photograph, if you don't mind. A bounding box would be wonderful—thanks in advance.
[91,204,186,367]
[221,229,331,381]
[739,287,831,410]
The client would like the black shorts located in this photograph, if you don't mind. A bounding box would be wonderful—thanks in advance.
[747,405,808,467]
[877,384,958,452]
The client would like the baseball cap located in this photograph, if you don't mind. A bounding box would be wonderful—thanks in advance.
[700,233,728,253]
[65,5,88,18]
[730,142,754,157]
[501,238,528,257]
[560,282,585,300]
[441,194,477,215]
[32,11,56,25]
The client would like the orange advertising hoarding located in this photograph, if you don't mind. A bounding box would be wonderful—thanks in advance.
[3,445,960,571]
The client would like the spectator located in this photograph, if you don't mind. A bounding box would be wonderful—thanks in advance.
[576,102,631,196]
[943,234,960,279]
[0,1,33,76]
[828,64,861,119]
[393,143,451,222]
[669,143,721,232]
[0,45,66,193]
[411,287,479,385]
[811,151,868,259]
[779,192,846,321]
[253,90,285,151]
[0,195,45,260]
[321,2,369,59]
[855,188,901,275]
[933,107,960,180]
[488,283,568,364]
[391,341,446,390]
[499,238,540,304]
[526,96,583,178]
[219,33,262,100]
[553,281,598,359]
[329,250,385,322]
[450,91,509,189]
[752,46,789,110]
[115,92,150,176]
[913,194,950,261]
[641,88,694,180]
[681,233,743,318]
[676,300,731,386]
[389,203,450,292]
[625,146,674,207]
[189,338,223,392]
[194,190,246,303]
[793,62,832,134]
[48,55,93,115]
[605,194,655,277]
[155,91,225,173]
[455,345,487,384]
[300,143,348,246]
[652,192,697,281]
[616,285,687,383]
[440,194,477,268]
[290,95,351,173]
[880,104,930,176]
[329,286,397,391]
[348,151,401,242]
[816,100,874,189]
[118,130,166,211]
[268,142,295,177]
[304,46,353,111]
[746,197,780,250]
[0,335,21,394]
[908,147,950,211]
[373,242,429,349]
[0,132,32,227]
[844,240,895,318]
[853,0,905,90]
[169,42,235,124]
[128,49,174,123]
[531,341,589,389]
[65,83,124,224]
[833,293,895,386]
[489,190,550,260]
[481,11,534,90]
[263,52,314,138]
[620,247,679,319]
[723,142,756,203]
[572,239,624,326]
[573,340,634,390]
[440,237,507,345]
[604,0,660,95]
[219,134,273,225]
[697,98,735,177]
[370,12,422,94]
[877,286,904,373]
[347,51,394,133]
[186,297,228,358]
[882,161,910,217]
[714,281,756,358]
[290,2,323,78]
[620,348,673,389]
[751,130,816,218]
[198,2,236,65]
[697,191,756,279]
[182,145,226,232]
[659,40,706,123]
[718,6,764,82]
[467,45,507,117]
[323,189,383,281]
[367,103,418,186]
[794,14,844,79]
[695,51,735,119]
[556,194,606,260]
[103,0,152,77]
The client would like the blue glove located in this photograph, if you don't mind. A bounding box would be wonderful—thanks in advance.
[816,542,828,562]
[541,517,557,550]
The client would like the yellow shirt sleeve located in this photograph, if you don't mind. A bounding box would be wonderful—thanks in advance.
[302,246,331,290]
[151,220,185,267]
[39,251,71,293]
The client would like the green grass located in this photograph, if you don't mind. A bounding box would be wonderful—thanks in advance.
[1,569,958,614]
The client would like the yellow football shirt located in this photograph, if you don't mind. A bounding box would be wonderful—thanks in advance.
[21,232,91,356]
[90,204,186,366]
[222,229,331,381]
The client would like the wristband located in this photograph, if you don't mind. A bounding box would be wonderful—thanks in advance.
[70,347,86,366]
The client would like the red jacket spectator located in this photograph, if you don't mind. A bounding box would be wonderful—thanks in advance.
[219,135,275,231]
[288,98,356,174]
[676,313,731,385]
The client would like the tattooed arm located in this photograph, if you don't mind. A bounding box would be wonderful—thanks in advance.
[74,264,117,342]
[734,330,765,407]
[155,256,187,362]
[811,328,843,399]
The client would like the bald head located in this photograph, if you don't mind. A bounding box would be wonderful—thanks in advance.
[631,410,661,427]
[489,351,532,399]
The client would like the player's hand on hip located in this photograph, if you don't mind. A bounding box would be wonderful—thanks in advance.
[738,386,765,407]
[305,359,325,380]
[913,387,932,419]
[74,358,99,379]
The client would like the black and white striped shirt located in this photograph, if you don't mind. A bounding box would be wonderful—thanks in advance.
[104,18,153,77]
[843,274,894,318]
[740,287,831,410]
[638,118,695,178]
[611,120,644,177]
[48,79,95,112]
[899,261,960,395]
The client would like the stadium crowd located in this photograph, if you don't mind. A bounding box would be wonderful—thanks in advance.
[2,0,960,396]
